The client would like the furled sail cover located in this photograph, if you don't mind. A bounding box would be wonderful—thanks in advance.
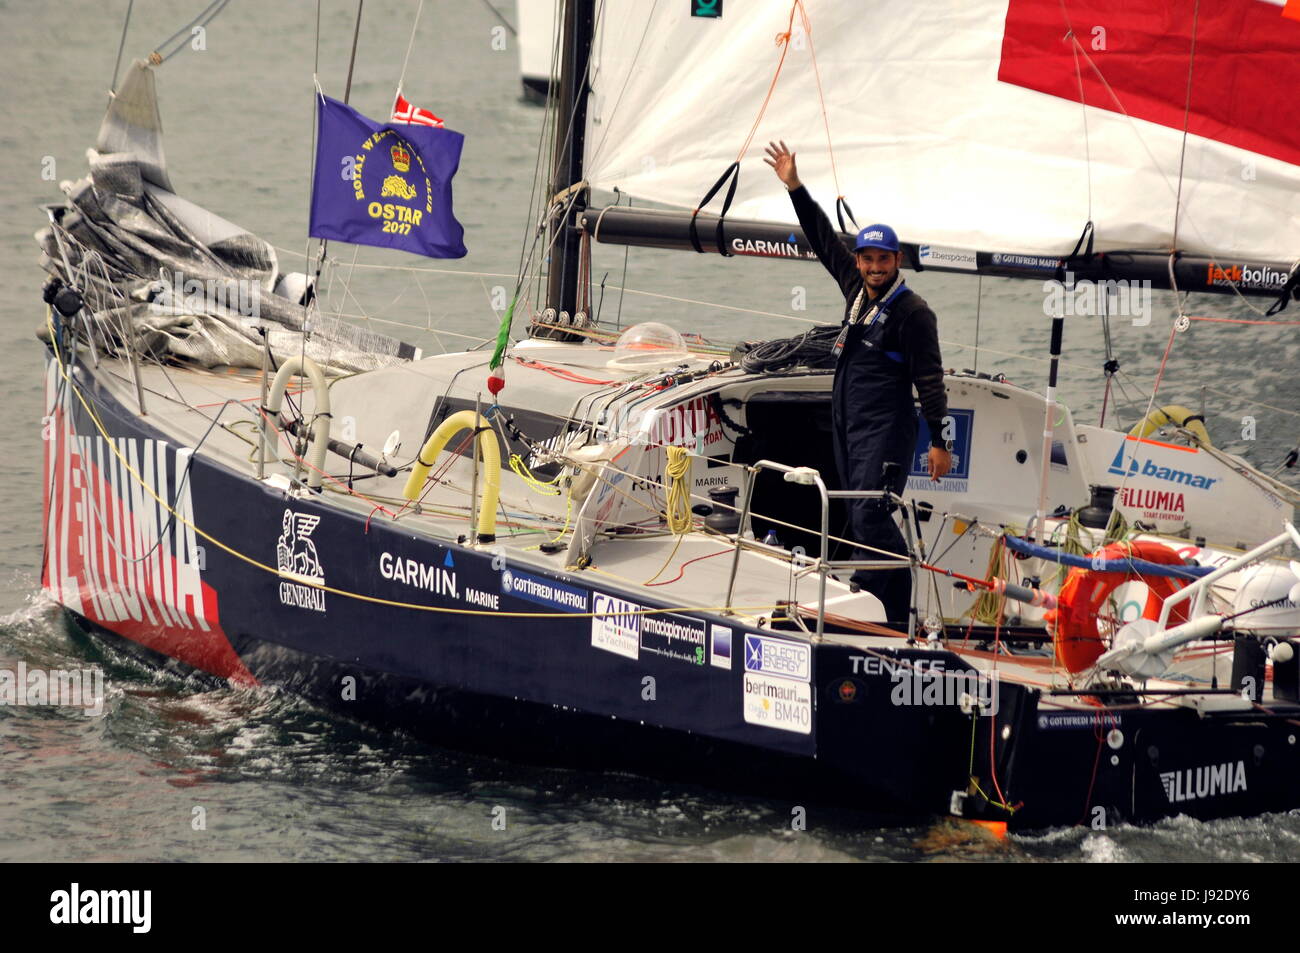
[584,0,1300,262]
[39,62,419,374]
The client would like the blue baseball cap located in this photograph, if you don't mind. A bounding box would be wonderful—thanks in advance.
[854,224,899,253]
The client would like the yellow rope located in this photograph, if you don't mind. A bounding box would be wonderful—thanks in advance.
[524,493,573,552]
[664,445,693,535]
[637,445,695,584]
[509,452,563,496]
[967,533,1011,625]
[42,309,780,621]
[967,712,1019,815]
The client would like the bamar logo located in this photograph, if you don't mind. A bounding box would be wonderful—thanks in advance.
[276,510,326,612]
[1106,445,1218,490]
[1159,760,1247,803]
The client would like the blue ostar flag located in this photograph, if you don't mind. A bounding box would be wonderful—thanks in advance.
[309,95,467,258]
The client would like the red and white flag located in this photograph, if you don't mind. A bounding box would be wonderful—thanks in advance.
[391,92,444,127]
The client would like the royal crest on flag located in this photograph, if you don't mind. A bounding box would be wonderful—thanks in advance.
[309,95,466,258]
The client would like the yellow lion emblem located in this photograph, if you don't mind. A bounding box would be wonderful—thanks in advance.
[381,175,418,201]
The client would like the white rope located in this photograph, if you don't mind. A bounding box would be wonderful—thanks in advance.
[394,0,426,100]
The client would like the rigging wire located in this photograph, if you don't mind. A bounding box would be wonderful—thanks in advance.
[152,0,233,64]
[342,0,365,103]
[478,0,517,37]
[304,1,323,311]
[396,0,426,98]
[152,0,222,56]
[495,0,608,370]
[614,192,632,328]
[582,0,660,175]
[1170,0,1202,253]
[109,0,134,95]
[1099,285,1116,427]
[1060,32,1271,316]
[305,0,366,391]
[1059,2,1093,225]
[53,334,785,619]
[797,1,846,211]
[516,9,564,308]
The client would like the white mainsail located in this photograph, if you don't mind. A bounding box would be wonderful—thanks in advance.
[584,0,1300,264]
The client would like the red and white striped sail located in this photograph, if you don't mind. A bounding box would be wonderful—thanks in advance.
[584,0,1300,262]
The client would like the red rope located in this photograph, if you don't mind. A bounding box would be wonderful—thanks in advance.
[645,548,732,587]
[1077,712,1119,826]
[257,405,399,518]
[514,356,619,386]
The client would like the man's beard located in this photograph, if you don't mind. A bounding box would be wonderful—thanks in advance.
[864,268,899,296]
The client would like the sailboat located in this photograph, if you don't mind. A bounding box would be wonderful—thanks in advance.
[518,0,558,103]
[34,0,1300,830]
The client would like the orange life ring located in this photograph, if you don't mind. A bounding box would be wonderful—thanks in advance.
[1045,540,1192,673]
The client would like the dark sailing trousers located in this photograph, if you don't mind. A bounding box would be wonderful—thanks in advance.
[832,321,917,625]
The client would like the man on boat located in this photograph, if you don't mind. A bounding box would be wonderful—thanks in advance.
[765,141,951,625]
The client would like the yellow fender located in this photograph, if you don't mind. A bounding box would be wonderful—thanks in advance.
[402,411,501,542]
[1127,404,1212,448]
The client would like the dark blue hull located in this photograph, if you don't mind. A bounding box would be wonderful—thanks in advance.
[42,352,1300,830]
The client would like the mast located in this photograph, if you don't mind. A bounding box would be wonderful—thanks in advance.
[545,0,595,322]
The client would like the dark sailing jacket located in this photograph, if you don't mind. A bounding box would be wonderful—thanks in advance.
[787,185,949,448]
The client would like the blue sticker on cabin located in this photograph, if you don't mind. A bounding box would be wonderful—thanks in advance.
[911,408,974,479]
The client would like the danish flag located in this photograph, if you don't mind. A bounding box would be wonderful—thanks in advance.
[391,92,444,127]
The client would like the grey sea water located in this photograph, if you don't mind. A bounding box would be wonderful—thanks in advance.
[2,0,1298,862]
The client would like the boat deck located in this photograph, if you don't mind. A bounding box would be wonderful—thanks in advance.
[66,352,1261,717]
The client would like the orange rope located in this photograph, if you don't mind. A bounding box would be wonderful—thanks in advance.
[513,356,619,386]
[732,3,801,165]
[1184,314,1300,326]
[732,1,846,201]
